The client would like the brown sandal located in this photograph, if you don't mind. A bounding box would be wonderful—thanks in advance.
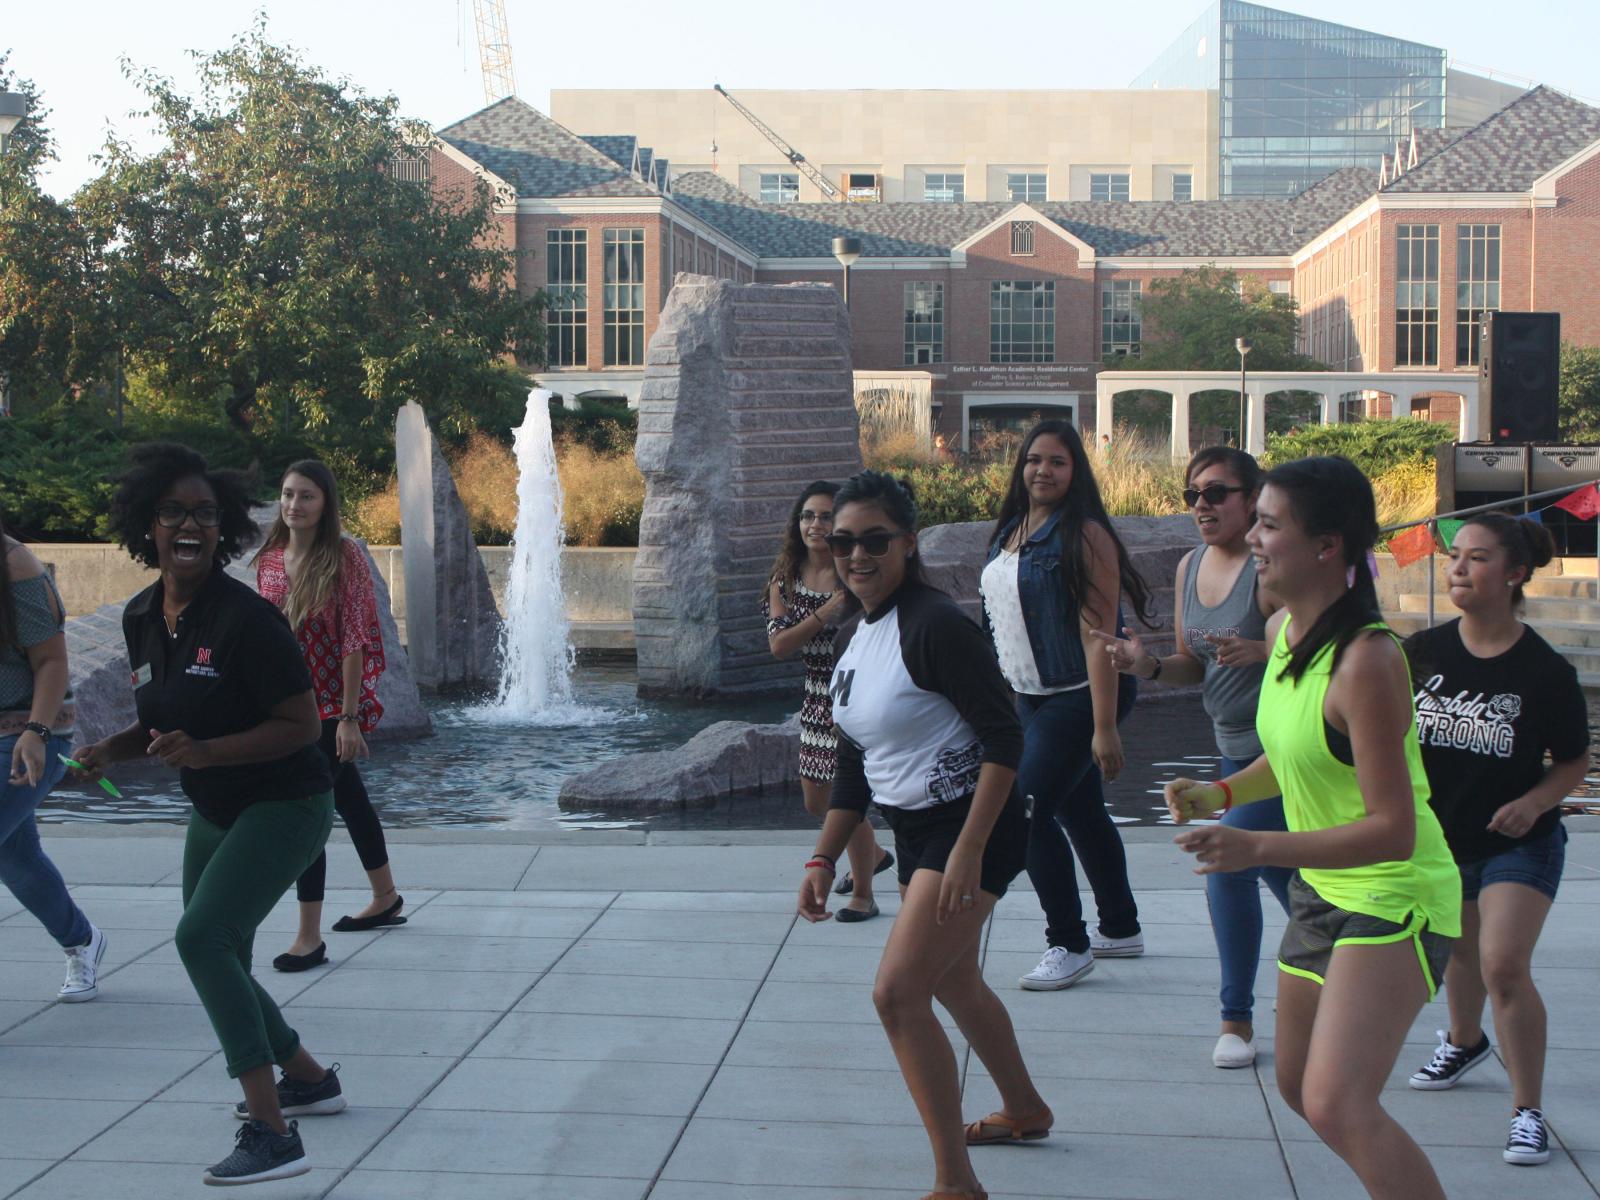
[965,1105,1053,1145]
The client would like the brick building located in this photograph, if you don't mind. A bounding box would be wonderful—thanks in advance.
[432,86,1600,450]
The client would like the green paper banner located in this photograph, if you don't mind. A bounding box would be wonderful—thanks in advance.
[1436,519,1464,549]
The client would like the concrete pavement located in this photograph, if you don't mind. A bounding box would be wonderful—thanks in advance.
[2,825,1597,1199]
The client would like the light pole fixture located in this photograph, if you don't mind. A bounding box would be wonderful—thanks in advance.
[1235,336,1254,448]
[0,92,26,140]
[831,235,862,307]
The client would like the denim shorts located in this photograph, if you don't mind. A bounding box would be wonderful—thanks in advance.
[1459,823,1567,903]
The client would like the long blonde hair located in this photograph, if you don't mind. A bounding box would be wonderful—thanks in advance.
[255,459,344,631]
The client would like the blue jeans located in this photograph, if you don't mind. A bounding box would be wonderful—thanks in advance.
[0,733,91,949]
[1205,752,1292,1023]
[1017,684,1140,954]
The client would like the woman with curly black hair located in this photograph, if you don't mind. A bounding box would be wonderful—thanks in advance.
[71,443,344,1187]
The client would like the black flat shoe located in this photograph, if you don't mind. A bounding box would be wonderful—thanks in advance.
[835,900,880,923]
[833,850,894,896]
[272,943,327,973]
[331,896,407,932]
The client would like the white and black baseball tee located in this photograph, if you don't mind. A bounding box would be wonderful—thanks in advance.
[828,582,1023,814]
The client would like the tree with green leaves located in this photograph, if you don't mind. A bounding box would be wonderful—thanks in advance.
[76,25,544,473]
[1100,265,1327,443]
[0,56,109,414]
[1559,341,1600,443]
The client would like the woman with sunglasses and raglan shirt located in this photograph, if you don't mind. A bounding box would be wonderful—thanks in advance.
[1095,447,1289,1070]
[71,444,344,1188]
[798,470,1048,1200]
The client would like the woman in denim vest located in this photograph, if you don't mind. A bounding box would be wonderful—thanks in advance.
[980,420,1154,991]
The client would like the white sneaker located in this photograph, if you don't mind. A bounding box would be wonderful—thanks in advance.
[1213,1033,1257,1069]
[60,925,106,1002]
[1089,929,1144,958]
[1019,946,1096,991]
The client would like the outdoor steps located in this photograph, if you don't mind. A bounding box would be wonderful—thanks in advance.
[1383,569,1600,690]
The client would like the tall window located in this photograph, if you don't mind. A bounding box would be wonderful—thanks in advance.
[923,173,964,202]
[1171,173,1193,202]
[990,281,1054,363]
[759,172,798,203]
[1456,224,1500,366]
[546,229,587,368]
[1091,172,1131,202]
[904,282,944,365]
[1101,280,1141,357]
[1010,221,1035,256]
[1006,172,1047,203]
[603,228,646,367]
[1395,224,1439,367]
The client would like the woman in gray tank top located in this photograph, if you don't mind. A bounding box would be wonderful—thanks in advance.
[1093,447,1289,1069]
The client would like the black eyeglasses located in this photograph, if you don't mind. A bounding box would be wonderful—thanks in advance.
[1182,484,1248,509]
[825,531,908,559]
[154,504,223,528]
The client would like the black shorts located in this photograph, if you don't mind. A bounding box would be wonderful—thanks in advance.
[879,790,1028,899]
[1278,873,1454,999]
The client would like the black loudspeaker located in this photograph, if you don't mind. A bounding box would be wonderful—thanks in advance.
[1481,311,1560,443]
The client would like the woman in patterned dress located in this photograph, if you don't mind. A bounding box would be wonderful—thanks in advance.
[765,481,890,921]
[255,460,404,970]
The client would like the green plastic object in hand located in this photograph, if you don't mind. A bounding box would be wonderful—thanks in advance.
[56,754,124,799]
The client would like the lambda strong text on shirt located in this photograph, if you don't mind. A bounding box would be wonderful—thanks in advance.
[122,570,332,827]
[1405,620,1590,864]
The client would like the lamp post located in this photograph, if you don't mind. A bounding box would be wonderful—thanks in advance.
[831,235,862,307]
[1235,336,1254,449]
[0,91,26,419]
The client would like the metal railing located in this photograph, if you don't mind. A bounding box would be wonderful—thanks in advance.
[1381,478,1600,627]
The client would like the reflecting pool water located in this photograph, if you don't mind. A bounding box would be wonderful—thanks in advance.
[38,664,1599,831]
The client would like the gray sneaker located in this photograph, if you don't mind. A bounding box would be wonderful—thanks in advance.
[234,1064,346,1120]
[203,1119,310,1186]
[60,925,107,1002]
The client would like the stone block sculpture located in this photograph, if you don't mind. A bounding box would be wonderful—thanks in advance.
[395,400,503,690]
[633,277,863,697]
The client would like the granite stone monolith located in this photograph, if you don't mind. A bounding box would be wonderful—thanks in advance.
[395,400,503,690]
[632,276,863,697]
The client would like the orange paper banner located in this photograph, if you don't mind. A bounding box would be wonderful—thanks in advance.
[1388,522,1435,569]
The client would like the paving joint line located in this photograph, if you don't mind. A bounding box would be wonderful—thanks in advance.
[639,904,802,1198]
[314,888,623,1200]
[509,844,544,891]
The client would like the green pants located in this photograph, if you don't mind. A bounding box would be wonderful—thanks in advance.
[177,792,334,1078]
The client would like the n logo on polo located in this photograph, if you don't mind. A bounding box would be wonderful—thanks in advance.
[830,669,854,707]
[195,647,213,666]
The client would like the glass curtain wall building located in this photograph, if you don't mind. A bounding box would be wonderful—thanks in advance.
[1133,1,1447,198]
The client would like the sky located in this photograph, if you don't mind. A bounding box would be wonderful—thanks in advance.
[5,0,1596,199]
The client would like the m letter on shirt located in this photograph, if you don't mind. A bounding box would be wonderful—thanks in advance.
[830,668,854,707]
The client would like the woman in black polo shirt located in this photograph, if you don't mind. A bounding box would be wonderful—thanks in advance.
[72,444,344,1187]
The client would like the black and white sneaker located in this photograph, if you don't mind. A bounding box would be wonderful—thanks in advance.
[1408,1029,1491,1090]
[1505,1107,1551,1165]
[203,1119,310,1186]
[233,1064,345,1120]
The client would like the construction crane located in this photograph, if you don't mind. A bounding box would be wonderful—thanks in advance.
[713,84,841,200]
[473,0,517,104]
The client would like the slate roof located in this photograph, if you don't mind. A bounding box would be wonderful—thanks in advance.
[1384,86,1600,193]
[581,135,637,170]
[668,167,1379,260]
[438,98,659,199]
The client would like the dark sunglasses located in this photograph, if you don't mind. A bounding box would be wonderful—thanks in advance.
[825,531,908,559]
[154,504,223,528]
[1182,484,1247,509]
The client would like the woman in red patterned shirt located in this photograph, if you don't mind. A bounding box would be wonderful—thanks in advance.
[254,460,405,971]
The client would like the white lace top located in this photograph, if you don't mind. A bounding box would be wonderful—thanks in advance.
[979,548,1085,697]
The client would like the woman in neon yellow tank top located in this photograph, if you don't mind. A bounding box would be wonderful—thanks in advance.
[1164,456,1461,1200]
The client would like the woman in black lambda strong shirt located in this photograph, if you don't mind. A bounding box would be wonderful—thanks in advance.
[1401,513,1590,1167]
[798,471,1048,1200]
[71,444,344,1187]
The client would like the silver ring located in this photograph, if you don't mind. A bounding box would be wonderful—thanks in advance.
[960,894,973,902]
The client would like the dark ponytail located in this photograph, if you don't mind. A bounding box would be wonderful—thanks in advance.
[1462,511,1556,611]
[1263,456,1382,684]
